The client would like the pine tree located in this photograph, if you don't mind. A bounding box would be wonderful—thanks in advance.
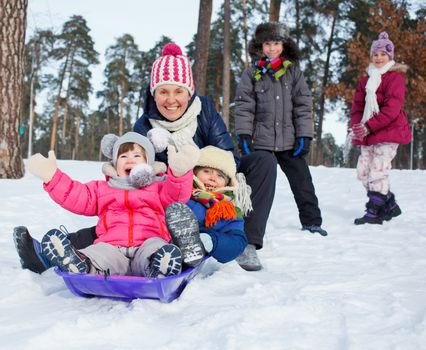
[48,15,98,154]
[99,34,140,136]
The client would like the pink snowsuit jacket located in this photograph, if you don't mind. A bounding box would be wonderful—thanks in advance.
[44,168,193,247]
[350,63,411,146]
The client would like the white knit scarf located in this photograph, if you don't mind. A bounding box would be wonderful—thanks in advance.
[343,60,395,163]
[149,96,202,150]
[362,60,395,123]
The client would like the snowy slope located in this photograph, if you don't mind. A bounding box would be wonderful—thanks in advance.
[1,160,426,350]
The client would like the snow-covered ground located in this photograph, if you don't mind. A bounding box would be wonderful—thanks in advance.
[1,160,425,350]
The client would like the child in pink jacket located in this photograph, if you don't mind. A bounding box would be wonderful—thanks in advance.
[349,32,411,225]
[27,132,201,278]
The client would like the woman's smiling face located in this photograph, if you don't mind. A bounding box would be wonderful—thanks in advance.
[154,84,191,121]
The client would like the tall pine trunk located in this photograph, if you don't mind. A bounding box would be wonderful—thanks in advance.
[222,0,231,128]
[50,52,70,151]
[269,0,281,21]
[242,0,249,68]
[0,0,27,178]
[314,12,337,165]
[193,0,212,95]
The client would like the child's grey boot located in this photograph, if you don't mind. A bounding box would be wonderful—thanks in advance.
[302,225,328,236]
[165,202,205,267]
[147,244,182,278]
[236,244,262,271]
[41,229,88,273]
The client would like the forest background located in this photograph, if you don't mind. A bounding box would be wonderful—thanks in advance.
[1,0,425,180]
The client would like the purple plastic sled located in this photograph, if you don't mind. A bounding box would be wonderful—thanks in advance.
[54,257,209,303]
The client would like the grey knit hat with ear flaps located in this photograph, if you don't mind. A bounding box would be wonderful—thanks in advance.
[101,132,155,166]
[248,22,300,62]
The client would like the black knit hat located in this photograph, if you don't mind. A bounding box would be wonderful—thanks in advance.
[248,22,300,62]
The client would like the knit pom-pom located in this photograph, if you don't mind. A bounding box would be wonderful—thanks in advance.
[100,134,118,159]
[129,163,155,188]
[378,32,389,40]
[162,43,182,56]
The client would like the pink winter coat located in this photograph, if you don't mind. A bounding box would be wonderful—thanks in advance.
[350,63,411,146]
[44,168,193,247]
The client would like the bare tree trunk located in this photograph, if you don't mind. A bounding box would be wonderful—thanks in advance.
[242,0,249,68]
[50,52,70,151]
[295,0,301,47]
[73,113,81,160]
[269,0,281,22]
[0,0,27,179]
[193,0,213,95]
[315,12,337,165]
[119,78,126,136]
[61,56,75,152]
[222,0,231,128]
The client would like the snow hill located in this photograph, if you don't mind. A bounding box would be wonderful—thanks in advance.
[1,160,425,350]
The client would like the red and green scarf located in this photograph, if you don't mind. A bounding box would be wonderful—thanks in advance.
[253,57,292,81]
[191,189,239,228]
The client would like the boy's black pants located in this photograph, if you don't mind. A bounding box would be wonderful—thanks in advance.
[239,150,322,249]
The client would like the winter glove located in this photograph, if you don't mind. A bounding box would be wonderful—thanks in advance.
[237,134,254,156]
[167,144,200,177]
[147,128,171,153]
[200,233,213,253]
[27,150,57,183]
[352,123,370,140]
[292,137,311,157]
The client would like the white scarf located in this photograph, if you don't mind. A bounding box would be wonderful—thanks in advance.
[343,60,395,163]
[362,60,395,123]
[149,96,202,151]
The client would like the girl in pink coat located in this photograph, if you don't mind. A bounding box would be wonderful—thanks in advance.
[27,132,201,278]
[349,32,411,225]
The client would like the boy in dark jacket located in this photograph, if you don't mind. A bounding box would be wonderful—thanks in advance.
[234,22,327,271]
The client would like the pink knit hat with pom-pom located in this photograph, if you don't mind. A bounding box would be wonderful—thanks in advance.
[150,43,194,96]
[370,32,394,60]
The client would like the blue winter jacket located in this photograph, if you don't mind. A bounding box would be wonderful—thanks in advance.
[186,199,247,263]
[133,88,239,166]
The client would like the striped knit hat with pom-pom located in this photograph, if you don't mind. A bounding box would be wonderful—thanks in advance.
[150,43,194,96]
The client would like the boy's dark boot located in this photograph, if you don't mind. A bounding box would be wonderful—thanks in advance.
[354,191,387,225]
[165,202,205,268]
[13,226,50,274]
[383,192,402,221]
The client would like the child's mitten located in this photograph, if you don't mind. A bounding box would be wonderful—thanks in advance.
[200,233,213,253]
[292,137,311,157]
[147,128,171,153]
[237,134,254,156]
[27,150,57,183]
[167,144,200,177]
[352,123,370,140]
